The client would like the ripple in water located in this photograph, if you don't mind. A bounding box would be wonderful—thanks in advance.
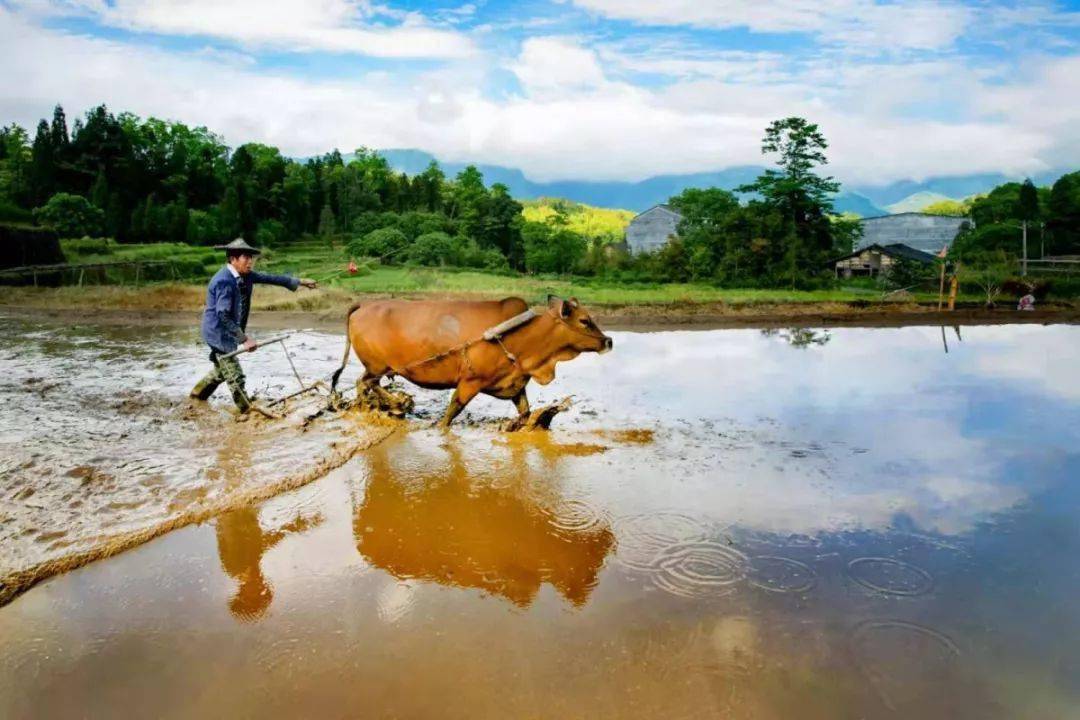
[850,620,961,711]
[847,557,933,596]
[545,498,607,534]
[747,556,817,594]
[614,512,711,572]
[651,541,748,599]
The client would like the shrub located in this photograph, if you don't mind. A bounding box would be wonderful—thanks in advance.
[63,236,113,256]
[32,193,104,238]
[398,211,455,241]
[348,227,409,259]
[405,231,462,266]
[0,223,65,270]
[0,199,32,224]
[255,219,288,248]
[186,209,223,246]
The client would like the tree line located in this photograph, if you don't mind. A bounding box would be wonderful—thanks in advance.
[0,106,869,285]
[5,104,1076,287]
[0,104,549,270]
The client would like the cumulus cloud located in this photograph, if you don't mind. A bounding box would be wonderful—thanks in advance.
[1,8,1078,184]
[567,0,973,50]
[508,36,609,98]
[9,0,477,58]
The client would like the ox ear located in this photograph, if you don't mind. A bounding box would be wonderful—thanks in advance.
[548,294,571,318]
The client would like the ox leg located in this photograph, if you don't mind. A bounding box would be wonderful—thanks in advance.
[512,389,530,418]
[439,382,482,428]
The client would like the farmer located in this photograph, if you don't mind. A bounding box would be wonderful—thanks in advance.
[189,238,317,413]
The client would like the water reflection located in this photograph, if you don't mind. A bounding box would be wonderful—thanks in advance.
[212,429,324,621]
[352,433,615,607]
[3,321,1080,719]
[760,327,831,347]
[215,507,322,621]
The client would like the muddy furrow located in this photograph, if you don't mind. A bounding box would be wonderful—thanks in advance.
[0,425,399,608]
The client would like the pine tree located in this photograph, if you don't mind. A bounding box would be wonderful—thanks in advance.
[317,203,336,236]
[50,105,69,150]
[29,119,55,206]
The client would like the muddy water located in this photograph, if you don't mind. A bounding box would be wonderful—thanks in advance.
[0,314,393,599]
[2,318,1079,718]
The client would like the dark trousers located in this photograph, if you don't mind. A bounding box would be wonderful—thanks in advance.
[190,349,250,412]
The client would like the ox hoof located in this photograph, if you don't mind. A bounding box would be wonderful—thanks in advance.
[356,385,414,418]
[500,397,573,432]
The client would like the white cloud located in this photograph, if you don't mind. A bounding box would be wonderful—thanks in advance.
[597,43,789,84]
[566,0,973,51]
[508,36,609,98]
[10,0,477,58]
[2,11,1078,184]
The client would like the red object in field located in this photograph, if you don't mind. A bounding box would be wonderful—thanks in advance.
[348,260,358,275]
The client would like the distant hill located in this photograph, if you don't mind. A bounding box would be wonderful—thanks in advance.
[852,171,1062,208]
[834,192,887,217]
[371,148,1062,218]
[885,191,956,214]
[521,198,635,241]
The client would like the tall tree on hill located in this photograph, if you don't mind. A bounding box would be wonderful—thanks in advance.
[50,105,69,148]
[1018,178,1039,269]
[0,124,32,206]
[738,117,840,283]
[448,165,490,243]
[417,160,445,213]
[483,183,524,268]
[1047,172,1080,254]
[738,118,838,233]
[1018,178,1039,223]
[29,119,56,206]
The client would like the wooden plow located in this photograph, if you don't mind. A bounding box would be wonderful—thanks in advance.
[219,335,330,420]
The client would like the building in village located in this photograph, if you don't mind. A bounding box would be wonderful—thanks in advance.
[832,243,937,278]
[833,212,967,277]
[624,206,970,278]
[857,213,968,255]
[625,205,683,254]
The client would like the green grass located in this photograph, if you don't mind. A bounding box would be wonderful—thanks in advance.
[51,238,994,306]
[264,252,954,305]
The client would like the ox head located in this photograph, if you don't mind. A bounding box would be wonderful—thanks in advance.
[547,295,613,354]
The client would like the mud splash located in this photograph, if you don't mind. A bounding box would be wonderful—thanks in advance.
[0,413,397,606]
[0,316,402,606]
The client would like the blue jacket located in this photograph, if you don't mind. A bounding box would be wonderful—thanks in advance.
[200,266,299,352]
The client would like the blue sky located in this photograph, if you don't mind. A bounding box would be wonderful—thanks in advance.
[2,0,1079,184]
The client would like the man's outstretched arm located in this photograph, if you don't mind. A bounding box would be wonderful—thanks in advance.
[250,272,317,290]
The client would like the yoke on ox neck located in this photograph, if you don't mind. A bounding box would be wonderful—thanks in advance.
[482,309,539,341]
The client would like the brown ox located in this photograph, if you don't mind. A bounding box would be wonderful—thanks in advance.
[330,295,613,426]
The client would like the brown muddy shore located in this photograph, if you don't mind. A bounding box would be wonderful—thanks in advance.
[2,287,1078,331]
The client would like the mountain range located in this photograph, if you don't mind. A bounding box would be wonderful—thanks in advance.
[373,148,1066,218]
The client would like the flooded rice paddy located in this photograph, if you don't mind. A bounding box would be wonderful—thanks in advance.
[1,314,1079,718]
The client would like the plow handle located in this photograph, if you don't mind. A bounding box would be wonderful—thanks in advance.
[218,334,291,360]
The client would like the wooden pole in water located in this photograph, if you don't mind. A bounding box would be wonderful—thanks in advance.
[937,260,946,311]
[1022,220,1028,277]
[947,274,958,311]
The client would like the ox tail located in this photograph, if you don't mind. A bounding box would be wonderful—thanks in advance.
[330,302,364,392]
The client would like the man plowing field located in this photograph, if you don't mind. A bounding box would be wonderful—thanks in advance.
[190,238,318,413]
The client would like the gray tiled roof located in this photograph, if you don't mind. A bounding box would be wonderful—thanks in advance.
[857,213,967,255]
